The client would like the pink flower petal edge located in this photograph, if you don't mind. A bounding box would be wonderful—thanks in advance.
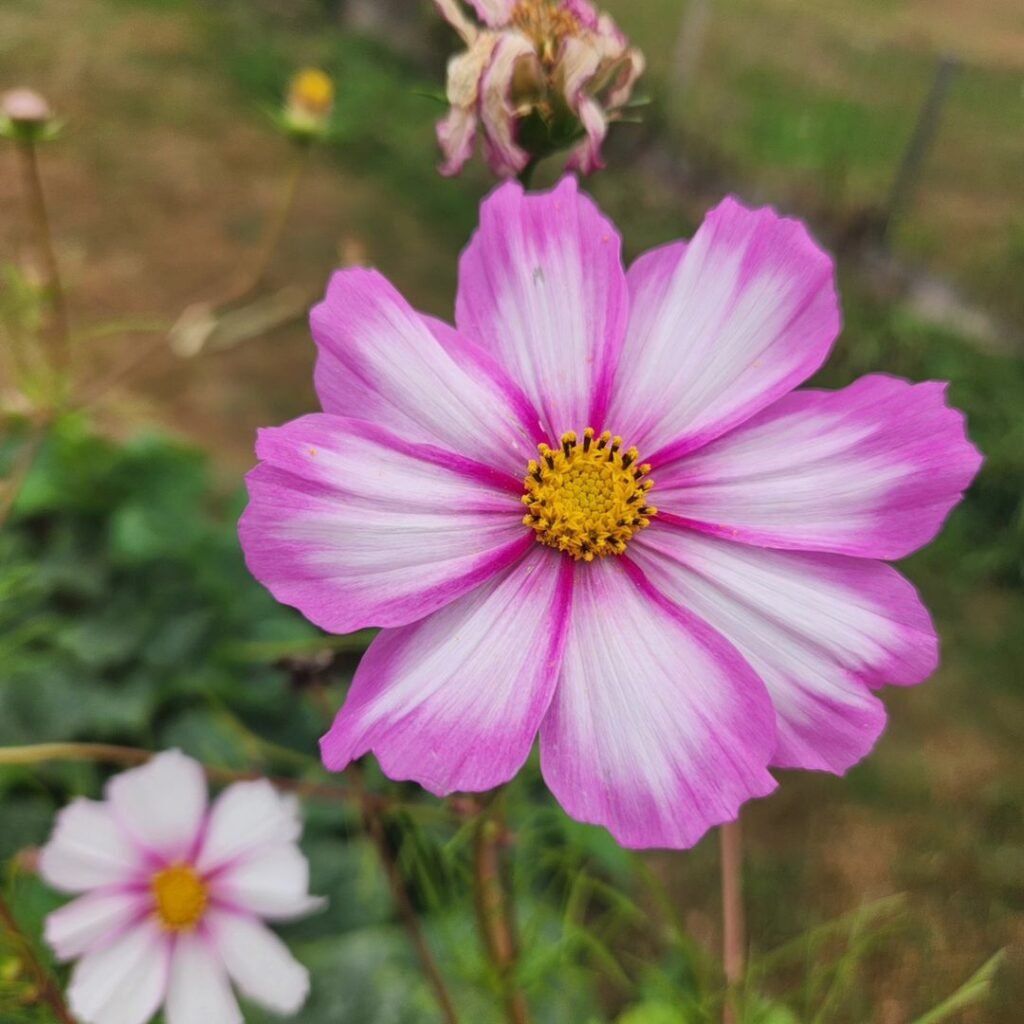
[654,373,984,560]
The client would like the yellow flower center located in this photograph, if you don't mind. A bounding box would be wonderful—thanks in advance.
[522,429,656,561]
[511,0,581,63]
[288,68,334,116]
[151,865,208,931]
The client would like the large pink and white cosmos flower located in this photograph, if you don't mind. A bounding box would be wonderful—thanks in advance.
[40,751,323,1024]
[240,177,980,849]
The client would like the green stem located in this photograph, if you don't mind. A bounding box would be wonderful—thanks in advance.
[0,890,77,1024]
[516,157,541,190]
[16,138,69,385]
[238,144,310,301]
[0,742,409,816]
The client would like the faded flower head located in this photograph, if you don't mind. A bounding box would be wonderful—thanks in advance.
[279,67,335,142]
[434,0,644,177]
[39,751,324,1024]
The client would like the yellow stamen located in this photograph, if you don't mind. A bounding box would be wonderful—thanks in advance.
[522,428,657,561]
[511,0,582,64]
[152,864,208,931]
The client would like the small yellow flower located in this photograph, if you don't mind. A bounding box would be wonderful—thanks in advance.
[288,68,334,119]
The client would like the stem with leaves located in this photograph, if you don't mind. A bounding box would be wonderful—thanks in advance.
[720,817,745,1024]
[472,798,529,1024]
[0,891,77,1024]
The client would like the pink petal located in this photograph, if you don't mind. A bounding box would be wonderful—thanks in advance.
[67,919,171,1024]
[165,932,241,1024]
[321,546,572,794]
[540,557,777,849]
[608,197,840,459]
[45,890,148,962]
[456,177,629,438]
[240,414,534,634]
[106,751,207,864]
[632,526,939,773]
[468,0,515,26]
[39,799,146,894]
[195,781,301,876]
[655,374,983,559]
[210,845,325,922]
[562,36,607,175]
[437,104,479,177]
[479,32,537,177]
[206,909,310,1016]
[311,267,541,476]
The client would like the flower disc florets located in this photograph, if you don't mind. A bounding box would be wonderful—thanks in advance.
[523,428,656,560]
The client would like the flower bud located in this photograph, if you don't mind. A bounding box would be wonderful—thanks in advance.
[278,68,335,142]
[0,88,59,144]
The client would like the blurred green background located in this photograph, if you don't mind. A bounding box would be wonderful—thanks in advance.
[1,0,1022,1021]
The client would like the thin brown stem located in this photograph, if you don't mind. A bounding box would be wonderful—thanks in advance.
[0,742,407,816]
[0,890,77,1024]
[233,145,309,304]
[720,816,745,1024]
[16,139,69,380]
[350,767,461,1024]
[472,799,529,1024]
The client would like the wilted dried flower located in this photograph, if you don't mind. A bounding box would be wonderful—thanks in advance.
[434,0,644,178]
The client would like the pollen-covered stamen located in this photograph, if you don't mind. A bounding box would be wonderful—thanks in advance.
[151,864,208,931]
[511,0,582,64]
[522,428,657,561]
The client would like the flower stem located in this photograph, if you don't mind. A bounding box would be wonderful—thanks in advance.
[235,144,310,302]
[0,742,436,819]
[517,157,541,190]
[351,768,462,1024]
[0,890,77,1024]
[720,816,745,1024]
[472,798,529,1024]
[16,138,70,383]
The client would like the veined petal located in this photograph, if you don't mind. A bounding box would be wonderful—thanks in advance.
[468,0,515,26]
[321,546,572,794]
[207,910,310,1016]
[67,920,170,1024]
[165,932,242,1024]
[39,799,145,894]
[45,890,148,962]
[195,781,301,875]
[456,177,629,436]
[540,557,776,849]
[655,374,983,559]
[435,0,479,42]
[632,526,938,772]
[438,105,479,177]
[562,36,607,175]
[609,197,840,459]
[240,414,533,634]
[479,32,537,177]
[210,844,325,922]
[311,268,540,475]
[106,751,207,864]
